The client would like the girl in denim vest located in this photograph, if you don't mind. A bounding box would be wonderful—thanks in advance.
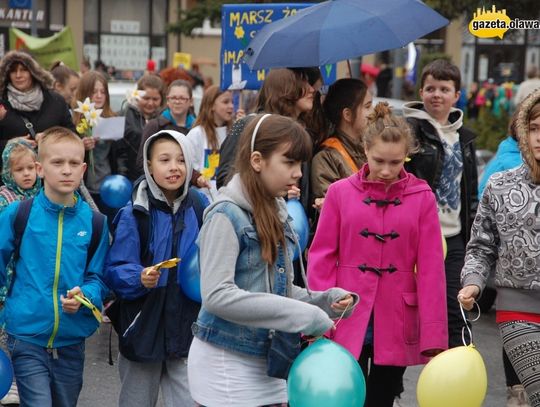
[188,114,357,407]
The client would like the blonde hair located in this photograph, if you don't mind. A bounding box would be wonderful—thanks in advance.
[363,103,418,155]
[9,143,36,167]
[38,126,84,161]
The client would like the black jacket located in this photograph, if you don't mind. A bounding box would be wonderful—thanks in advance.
[0,89,75,167]
[405,115,478,243]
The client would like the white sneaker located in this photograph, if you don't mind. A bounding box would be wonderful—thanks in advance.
[0,381,19,405]
[507,385,530,407]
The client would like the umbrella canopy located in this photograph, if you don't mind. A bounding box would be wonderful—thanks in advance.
[244,0,448,70]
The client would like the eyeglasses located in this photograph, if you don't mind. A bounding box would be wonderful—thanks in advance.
[167,96,190,103]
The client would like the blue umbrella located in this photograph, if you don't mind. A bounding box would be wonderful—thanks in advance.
[244,0,448,70]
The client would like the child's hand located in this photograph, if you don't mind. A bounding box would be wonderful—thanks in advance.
[196,175,210,189]
[312,197,325,211]
[287,185,301,200]
[457,285,480,311]
[235,109,246,120]
[82,137,96,151]
[331,294,354,313]
[141,266,161,288]
[61,286,83,313]
[0,104,7,121]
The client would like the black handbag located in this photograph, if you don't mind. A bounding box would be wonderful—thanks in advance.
[266,330,302,379]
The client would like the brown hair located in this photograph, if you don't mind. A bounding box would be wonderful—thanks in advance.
[363,103,418,155]
[167,79,193,98]
[235,114,312,264]
[73,71,115,124]
[420,59,461,92]
[194,85,232,151]
[50,61,78,86]
[38,126,84,161]
[256,69,307,118]
[137,74,165,106]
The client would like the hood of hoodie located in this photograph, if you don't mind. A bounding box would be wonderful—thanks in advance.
[516,87,540,183]
[1,139,41,198]
[403,101,463,136]
[133,130,192,213]
[204,173,289,224]
[0,51,54,96]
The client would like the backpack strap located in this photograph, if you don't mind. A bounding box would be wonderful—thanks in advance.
[321,137,359,173]
[87,210,106,269]
[13,197,34,260]
[133,209,152,267]
[187,187,205,228]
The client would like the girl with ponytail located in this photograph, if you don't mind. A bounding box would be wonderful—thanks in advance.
[188,113,357,406]
[309,103,448,407]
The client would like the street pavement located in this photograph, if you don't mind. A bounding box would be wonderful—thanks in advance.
[79,309,507,407]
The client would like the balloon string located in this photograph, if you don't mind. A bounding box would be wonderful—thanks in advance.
[301,301,352,346]
[459,301,481,346]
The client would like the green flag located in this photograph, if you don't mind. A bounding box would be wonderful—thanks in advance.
[9,27,78,71]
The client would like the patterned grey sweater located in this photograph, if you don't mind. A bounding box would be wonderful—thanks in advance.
[461,164,540,314]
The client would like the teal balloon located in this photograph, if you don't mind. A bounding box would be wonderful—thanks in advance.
[178,243,201,302]
[0,349,13,399]
[286,199,309,261]
[100,175,133,208]
[288,338,366,407]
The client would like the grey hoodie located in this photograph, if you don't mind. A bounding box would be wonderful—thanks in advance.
[133,130,192,212]
[198,173,357,336]
[461,88,540,314]
[403,102,464,238]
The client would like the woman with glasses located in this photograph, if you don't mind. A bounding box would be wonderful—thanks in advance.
[135,80,196,176]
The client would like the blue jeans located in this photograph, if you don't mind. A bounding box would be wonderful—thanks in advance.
[7,336,85,407]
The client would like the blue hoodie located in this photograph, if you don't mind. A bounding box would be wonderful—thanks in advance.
[0,190,109,348]
[478,137,522,196]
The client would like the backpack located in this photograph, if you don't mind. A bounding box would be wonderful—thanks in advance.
[12,197,106,280]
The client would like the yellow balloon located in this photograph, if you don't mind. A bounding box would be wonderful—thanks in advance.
[442,234,447,259]
[417,345,487,407]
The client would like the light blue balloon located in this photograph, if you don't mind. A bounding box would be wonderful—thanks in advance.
[288,338,366,407]
[178,243,201,303]
[99,175,133,208]
[286,199,309,261]
[0,349,13,399]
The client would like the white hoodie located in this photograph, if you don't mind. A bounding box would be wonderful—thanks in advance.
[403,102,464,238]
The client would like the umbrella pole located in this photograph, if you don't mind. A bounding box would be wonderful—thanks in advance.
[347,59,352,78]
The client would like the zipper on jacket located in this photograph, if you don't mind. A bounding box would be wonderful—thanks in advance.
[47,208,64,349]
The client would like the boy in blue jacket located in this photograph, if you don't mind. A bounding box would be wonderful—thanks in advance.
[0,126,109,406]
[105,130,207,407]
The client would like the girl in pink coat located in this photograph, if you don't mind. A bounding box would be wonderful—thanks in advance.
[308,103,448,407]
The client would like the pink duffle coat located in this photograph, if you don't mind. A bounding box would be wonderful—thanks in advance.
[308,165,448,366]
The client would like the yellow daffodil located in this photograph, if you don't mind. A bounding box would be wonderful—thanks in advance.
[74,97,95,115]
[84,108,103,128]
[126,88,146,105]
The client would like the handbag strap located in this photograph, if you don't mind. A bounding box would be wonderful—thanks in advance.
[20,116,36,139]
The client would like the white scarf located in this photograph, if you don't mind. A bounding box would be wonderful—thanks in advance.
[7,83,44,112]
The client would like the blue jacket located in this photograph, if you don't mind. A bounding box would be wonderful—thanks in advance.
[0,189,109,348]
[478,136,522,196]
[105,130,206,360]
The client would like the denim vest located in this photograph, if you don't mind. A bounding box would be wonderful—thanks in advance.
[192,200,297,357]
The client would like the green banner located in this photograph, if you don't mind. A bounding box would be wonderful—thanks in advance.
[9,27,78,71]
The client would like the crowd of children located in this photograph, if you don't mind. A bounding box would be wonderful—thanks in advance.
[0,49,539,407]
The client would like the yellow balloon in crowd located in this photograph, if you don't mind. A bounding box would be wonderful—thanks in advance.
[417,345,487,407]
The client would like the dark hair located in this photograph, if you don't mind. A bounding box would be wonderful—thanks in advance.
[364,103,418,155]
[256,69,307,117]
[147,133,177,160]
[235,114,311,263]
[323,78,368,129]
[50,61,78,86]
[420,59,461,91]
[289,67,322,87]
